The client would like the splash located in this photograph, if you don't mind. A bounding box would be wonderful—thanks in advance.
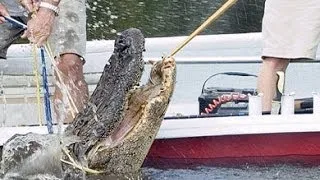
[0,62,8,126]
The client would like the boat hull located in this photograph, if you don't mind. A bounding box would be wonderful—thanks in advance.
[2,115,320,168]
[2,129,320,168]
[144,132,320,168]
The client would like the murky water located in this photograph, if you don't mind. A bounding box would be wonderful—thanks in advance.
[78,166,320,179]
[2,162,319,180]
[143,165,320,180]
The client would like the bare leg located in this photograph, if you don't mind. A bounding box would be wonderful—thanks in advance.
[54,53,89,123]
[257,57,289,112]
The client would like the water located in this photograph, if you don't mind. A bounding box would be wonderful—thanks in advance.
[86,0,265,40]
[143,166,320,180]
[2,164,319,179]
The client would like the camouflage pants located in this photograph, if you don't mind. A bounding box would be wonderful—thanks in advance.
[0,0,86,60]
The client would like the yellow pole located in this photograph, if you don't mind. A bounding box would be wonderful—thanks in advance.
[32,44,43,126]
[170,0,238,57]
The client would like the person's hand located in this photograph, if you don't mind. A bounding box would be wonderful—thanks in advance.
[0,3,9,24]
[22,8,55,47]
[19,0,40,13]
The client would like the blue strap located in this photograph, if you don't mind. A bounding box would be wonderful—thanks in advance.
[40,48,53,134]
[3,16,27,29]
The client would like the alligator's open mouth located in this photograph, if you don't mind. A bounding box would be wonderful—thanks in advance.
[87,57,176,160]
[112,57,175,144]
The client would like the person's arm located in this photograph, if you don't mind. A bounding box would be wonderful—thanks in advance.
[0,3,9,24]
[20,0,61,46]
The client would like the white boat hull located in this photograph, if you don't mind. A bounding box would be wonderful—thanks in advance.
[2,114,320,146]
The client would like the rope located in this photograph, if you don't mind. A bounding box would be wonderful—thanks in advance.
[4,15,79,130]
[169,0,238,57]
[32,45,43,126]
[40,47,53,134]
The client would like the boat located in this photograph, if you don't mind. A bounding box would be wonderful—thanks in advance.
[1,32,320,168]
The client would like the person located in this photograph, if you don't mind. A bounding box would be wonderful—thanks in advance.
[0,0,89,123]
[257,0,320,113]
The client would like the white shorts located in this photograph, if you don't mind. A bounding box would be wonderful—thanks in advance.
[262,0,320,60]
